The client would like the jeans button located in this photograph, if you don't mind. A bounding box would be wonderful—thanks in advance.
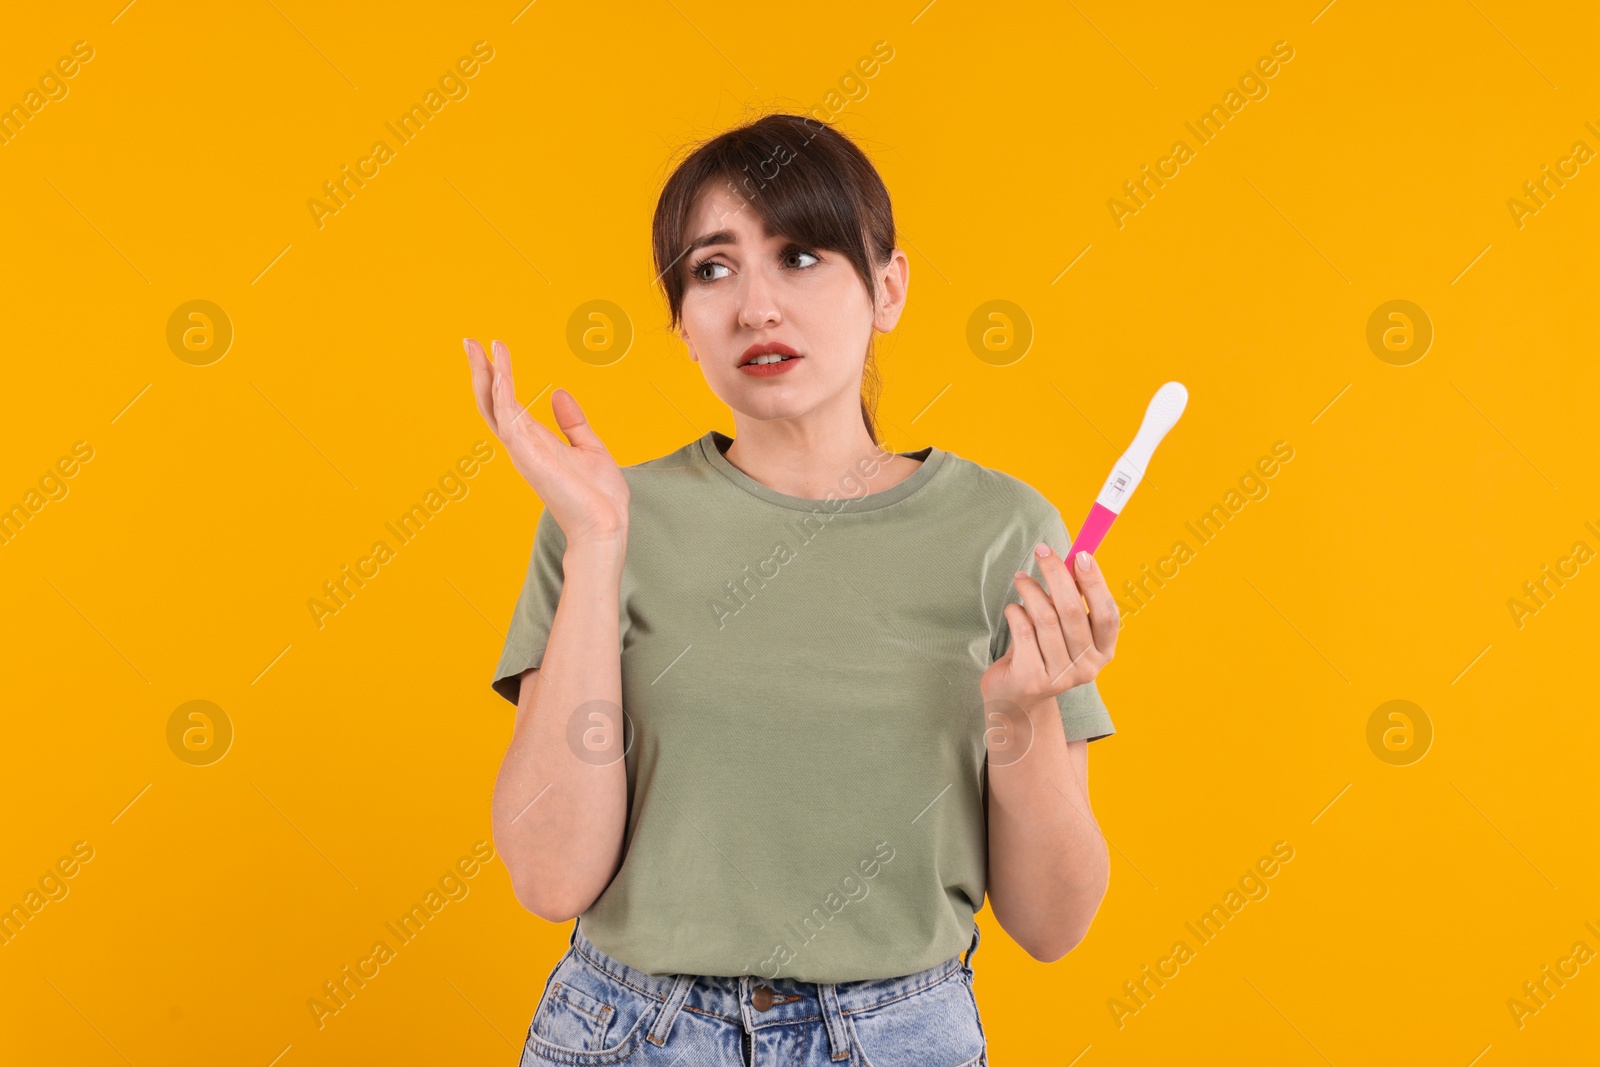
[752,985,774,1011]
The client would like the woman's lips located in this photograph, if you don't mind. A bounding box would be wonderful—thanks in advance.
[739,356,802,377]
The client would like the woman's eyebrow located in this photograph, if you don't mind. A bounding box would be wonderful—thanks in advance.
[684,230,737,255]
[684,221,780,256]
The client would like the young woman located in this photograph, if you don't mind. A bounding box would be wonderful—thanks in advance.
[466,113,1119,1066]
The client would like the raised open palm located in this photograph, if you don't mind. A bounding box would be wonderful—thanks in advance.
[465,338,630,548]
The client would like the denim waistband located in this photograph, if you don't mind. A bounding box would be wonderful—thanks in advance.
[564,916,981,1057]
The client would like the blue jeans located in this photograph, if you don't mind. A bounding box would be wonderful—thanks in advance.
[518,917,988,1066]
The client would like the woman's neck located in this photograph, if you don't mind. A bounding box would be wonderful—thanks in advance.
[721,423,921,499]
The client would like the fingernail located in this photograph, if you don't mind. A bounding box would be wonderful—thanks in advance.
[492,339,506,358]
[463,338,472,356]
[1077,551,1093,571]
[1035,543,1051,558]
[1014,570,1028,582]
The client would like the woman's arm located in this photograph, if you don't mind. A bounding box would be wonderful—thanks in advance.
[986,713,1108,960]
[464,337,632,922]
[980,541,1119,960]
[490,536,629,922]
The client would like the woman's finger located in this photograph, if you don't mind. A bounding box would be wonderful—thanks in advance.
[1071,551,1120,661]
[550,388,611,454]
[1012,571,1073,691]
[490,339,528,436]
[1030,543,1094,678]
[1001,601,1043,681]
[487,341,553,452]
[464,338,498,436]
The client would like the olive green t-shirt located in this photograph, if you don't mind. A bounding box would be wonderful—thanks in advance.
[491,430,1115,983]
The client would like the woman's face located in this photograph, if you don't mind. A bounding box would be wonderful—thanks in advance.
[676,182,907,430]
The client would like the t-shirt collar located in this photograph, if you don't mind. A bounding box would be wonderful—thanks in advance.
[697,430,947,513]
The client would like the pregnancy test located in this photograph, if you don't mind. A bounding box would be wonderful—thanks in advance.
[1067,381,1188,572]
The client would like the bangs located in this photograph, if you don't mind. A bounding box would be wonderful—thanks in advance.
[697,139,868,266]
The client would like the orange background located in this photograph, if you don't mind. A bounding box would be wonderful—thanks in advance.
[1,1,1596,1064]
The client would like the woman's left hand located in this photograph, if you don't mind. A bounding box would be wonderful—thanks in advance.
[981,544,1119,710]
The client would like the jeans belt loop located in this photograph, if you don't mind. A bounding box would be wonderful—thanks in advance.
[646,973,697,1047]
[819,981,851,1062]
[963,921,981,978]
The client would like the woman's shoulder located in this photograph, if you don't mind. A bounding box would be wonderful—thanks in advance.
[934,448,1062,523]
[617,434,713,486]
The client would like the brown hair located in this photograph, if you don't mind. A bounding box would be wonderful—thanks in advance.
[651,113,897,446]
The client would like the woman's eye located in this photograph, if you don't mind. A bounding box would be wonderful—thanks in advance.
[785,249,820,269]
[692,260,730,282]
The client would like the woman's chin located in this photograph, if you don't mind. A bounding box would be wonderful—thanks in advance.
[730,392,813,422]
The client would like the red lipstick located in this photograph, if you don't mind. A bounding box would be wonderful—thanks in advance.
[738,341,802,377]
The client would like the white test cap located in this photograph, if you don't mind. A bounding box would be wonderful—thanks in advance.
[1094,382,1188,512]
[1124,382,1188,470]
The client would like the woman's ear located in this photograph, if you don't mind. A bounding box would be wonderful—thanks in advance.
[680,326,698,362]
[872,249,910,333]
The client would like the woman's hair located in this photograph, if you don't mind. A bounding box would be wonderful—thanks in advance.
[652,113,897,446]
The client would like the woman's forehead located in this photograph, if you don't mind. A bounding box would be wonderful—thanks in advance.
[687,185,767,234]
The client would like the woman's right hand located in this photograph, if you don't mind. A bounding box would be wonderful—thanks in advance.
[465,338,630,551]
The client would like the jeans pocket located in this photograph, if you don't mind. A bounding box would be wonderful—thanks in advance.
[533,978,615,1051]
[845,971,987,1067]
[521,951,657,1066]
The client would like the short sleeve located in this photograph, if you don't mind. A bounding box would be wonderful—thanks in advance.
[491,506,568,706]
[990,505,1117,743]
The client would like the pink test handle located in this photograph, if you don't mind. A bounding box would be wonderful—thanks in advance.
[1067,503,1118,573]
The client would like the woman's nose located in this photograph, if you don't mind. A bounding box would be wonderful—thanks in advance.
[737,268,781,330]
